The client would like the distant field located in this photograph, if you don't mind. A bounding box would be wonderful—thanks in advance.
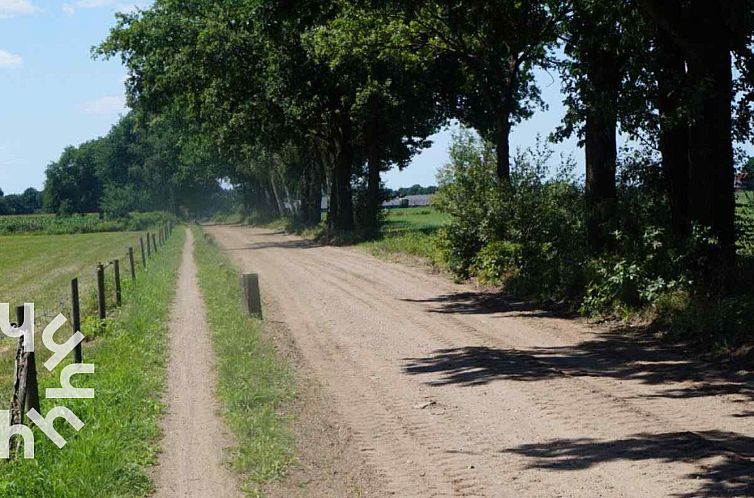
[358,207,447,263]
[0,231,146,323]
[381,207,447,234]
[0,230,154,418]
[736,190,754,253]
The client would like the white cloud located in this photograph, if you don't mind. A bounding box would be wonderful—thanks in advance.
[0,49,22,68]
[79,95,126,115]
[0,0,39,18]
[62,0,148,16]
[115,3,144,14]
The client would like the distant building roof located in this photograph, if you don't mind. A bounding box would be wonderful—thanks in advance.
[319,193,434,211]
[383,194,434,208]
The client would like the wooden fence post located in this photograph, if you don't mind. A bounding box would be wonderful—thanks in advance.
[113,259,122,307]
[16,306,39,415]
[128,247,136,280]
[71,278,82,363]
[97,263,106,321]
[241,273,263,318]
[152,233,158,253]
[146,232,152,257]
[10,337,27,428]
[140,236,147,267]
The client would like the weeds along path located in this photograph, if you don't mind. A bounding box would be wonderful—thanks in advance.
[154,229,240,498]
[207,225,754,498]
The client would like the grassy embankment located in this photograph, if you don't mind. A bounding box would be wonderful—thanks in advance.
[0,227,184,497]
[192,226,294,496]
[356,207,447,264]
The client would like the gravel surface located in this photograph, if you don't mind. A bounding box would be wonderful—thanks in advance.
[208,224,754,498]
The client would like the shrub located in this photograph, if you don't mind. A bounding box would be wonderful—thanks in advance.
[471,240,522,285]
[435,131,585,301]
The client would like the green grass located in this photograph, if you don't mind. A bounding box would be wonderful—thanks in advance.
[0,230,163,397]
[0,231,150,321]
[0,226,184,497]
[357,207,447,264]
[192,226,294,496]
[736,190,754,255]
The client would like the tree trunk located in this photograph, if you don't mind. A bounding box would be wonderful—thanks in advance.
[301,157,322,226]
[494,76,515,182]
[269,171,285,217]
[365,94,382,238]
[584,51,619,252]
[330,115,355,232]
[641,0,736,262]
[655,26,690,238]
[327,148,339,229]
[686,1,735,259]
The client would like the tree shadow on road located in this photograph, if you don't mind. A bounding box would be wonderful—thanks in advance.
[402,332,754,408]
[400,291,573,319]
[502,430,754,497]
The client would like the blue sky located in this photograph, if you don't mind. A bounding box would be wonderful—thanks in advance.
[0,0,580,194]
[385,69,580,189]
[0,0,150,195]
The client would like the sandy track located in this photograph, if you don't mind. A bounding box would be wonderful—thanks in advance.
[154,229,240,498]
[208,225,754,498]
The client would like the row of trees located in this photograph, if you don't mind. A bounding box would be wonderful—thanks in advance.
[0,188,43,216]
[98,1,754,256]
[44,112,226,218]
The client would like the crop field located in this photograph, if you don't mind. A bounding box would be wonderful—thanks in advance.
[0,211,173,235]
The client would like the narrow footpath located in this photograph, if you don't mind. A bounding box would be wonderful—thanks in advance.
[154,229,240,498]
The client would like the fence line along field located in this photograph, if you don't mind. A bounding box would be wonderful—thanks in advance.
[0,231,143,318]
[0,222,172,439]
[0,230,155,392]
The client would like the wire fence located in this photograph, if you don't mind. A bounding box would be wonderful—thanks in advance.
[5,222,175,456]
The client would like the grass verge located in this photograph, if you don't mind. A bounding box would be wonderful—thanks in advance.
[0,226,185,497]
[192,226,294,496]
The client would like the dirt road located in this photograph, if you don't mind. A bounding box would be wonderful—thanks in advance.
[154,229,240,497]
[208,225,754,497]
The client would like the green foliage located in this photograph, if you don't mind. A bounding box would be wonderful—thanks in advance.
[435,130,586,300]
[101,184,151,220]
[192,227,294,494]
[0,188,43,216]
[736,190,754,256]
[356,207,446,265]
[43,113,224,219]
[580,228,688,316]
[471,241,523,285]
